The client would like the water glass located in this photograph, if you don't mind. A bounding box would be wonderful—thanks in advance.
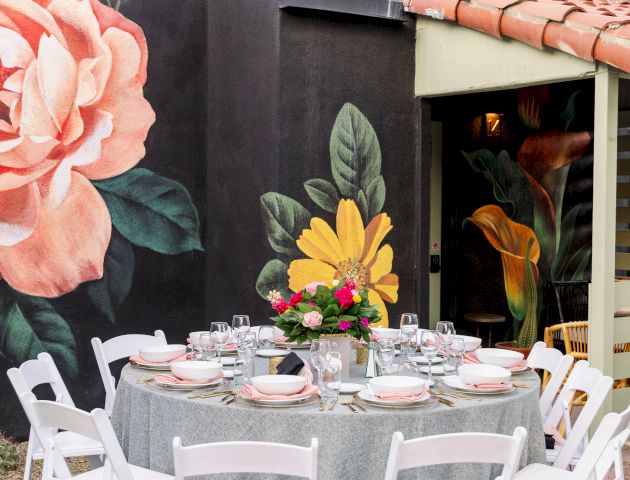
[232,358,245,388]
[258,325,276,349]
[210,322,230,362]
[237,331,256,381]
[376,339,396,374]
[436,321,455,355]
[400,313,419,355]
[321,351,341,399]
[397,357,418,377]
[445,336,466,374]
[420,330,439,384]
[199,332,215,361]
[310,339,332,393]
[232,315,250,335]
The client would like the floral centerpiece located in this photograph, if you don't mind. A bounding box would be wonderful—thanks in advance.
[266,279,381,343]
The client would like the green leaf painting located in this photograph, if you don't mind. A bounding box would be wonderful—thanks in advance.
[256,260,290,301]
[330,102,382,201]
[365,175,385,218]
[86,229,135,323]
[0,284,78,377]
[260,193,311,258]
[303,179,340,213]
[94,168,203,255]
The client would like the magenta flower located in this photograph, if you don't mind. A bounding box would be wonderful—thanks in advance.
[361,317,369,328]
[334,288,354,309]
[289,291,303,307]
[339,321,352,331]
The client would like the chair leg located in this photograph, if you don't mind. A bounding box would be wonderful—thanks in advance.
[24,429,36,480]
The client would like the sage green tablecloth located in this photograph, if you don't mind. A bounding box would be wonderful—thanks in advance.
[111,354,545,480]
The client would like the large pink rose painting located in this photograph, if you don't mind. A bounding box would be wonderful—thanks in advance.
[0,0,202,376]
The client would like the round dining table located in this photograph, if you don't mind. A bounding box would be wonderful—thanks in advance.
[111,351,546,480]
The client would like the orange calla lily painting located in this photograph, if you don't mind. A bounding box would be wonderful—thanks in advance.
[0,0,202,376]
[257,103,398,327]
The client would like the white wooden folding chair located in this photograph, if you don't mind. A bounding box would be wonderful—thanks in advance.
[7,353,105,480]
[383,427,527,480]
[91,330,166,415]
[22,391,173,480]
[516,406,630,479]
[172,436,318,480]
[527,341,574,420]
[544,360,614,469]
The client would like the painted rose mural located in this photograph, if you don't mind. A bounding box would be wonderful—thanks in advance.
[0,0,202,376]
[257,103,398,326]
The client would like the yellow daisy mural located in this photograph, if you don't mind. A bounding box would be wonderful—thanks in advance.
[289,199,398,327]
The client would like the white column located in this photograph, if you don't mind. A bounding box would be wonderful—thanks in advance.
[589,64,618,414]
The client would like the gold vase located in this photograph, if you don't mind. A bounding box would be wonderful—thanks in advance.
[268,356,284,375]
[356,344,368,365]
[319,333,351,380]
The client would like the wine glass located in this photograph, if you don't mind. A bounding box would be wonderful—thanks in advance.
[400,313,419,356]
[232,315,250,335]
[420,330,439,384]
[258,325,275,348]
[376,339,396,374]
[436,320,455,355]
[447,336,466,374]
[310,339,331,393]
[210,322,230,362]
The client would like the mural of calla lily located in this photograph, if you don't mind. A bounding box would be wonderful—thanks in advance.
[463,89,592,347]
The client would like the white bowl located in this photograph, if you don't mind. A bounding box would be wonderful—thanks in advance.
[457,364,510,385]
[476,348,524,367]
[372,327,400,341]
[139,344,186,363]
[251,375,306,395]
[170,361,222,382]
[369,376,425,395]
[458,335,483,352]
[189,331,209,345]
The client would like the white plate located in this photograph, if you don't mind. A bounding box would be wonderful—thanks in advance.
[274,341,311,349]
[154,375,224,389]
[249,394,312,405]
[442,376,514,393]
[222,369,234,379]
[418,365,446,375]
[219,357,237,365]
[338,383,367,394]
[509,365,532,374]
[410,355,444,364]
[130,359,171,371]
[256,348,289,358]
[358,388,430,406]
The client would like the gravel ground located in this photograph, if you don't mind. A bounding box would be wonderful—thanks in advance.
[4,442,90,480]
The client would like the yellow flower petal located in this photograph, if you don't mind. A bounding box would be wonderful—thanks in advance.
[361,213,392,266]
[373,273,399,303]
[287,259,336,293]
[336,199,364,260]
[367,288,388,327]
[367,244,393,283]
[310,218,344,264]
[296,230,340,266]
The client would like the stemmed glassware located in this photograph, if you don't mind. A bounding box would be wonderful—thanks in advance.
[310,339,332,394]
[199,332,214,361]
[258,325,275,349]
[232,315,250,335]
[376,339,396,375]
[210,322,230,363]
[400,313,419,356]
[236,331,257,383]
[420,330,439,384]
[446,336,466,374]
[436,320,455,356]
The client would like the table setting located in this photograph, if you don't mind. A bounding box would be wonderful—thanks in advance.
[111,279,546,479]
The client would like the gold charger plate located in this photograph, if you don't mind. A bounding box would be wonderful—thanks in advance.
[240,395,318,408]
[353,394,437,409]
[146,380,227,393]
[129,360,171,371]
[437,378,516,395]
[274,342,311,350]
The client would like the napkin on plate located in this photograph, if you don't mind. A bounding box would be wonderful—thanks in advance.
[463,351,527,371]
[129,354,189,366]
[240,383,319,401]
[374,386,428,403]
[465,382,512,390]
[154,372,222,385]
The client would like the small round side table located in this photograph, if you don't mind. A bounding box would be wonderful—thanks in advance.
[464,313,506,347]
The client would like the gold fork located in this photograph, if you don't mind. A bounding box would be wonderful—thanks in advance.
[338,395,358,413]
[221,390,240,404]
[188,389,231,399]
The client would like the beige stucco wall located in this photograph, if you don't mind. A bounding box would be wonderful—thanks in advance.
[415,17,598,97]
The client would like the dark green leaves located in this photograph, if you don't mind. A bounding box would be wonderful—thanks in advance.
[365,175,385,218]
[303,179,340,213]
[0,283,78,377]
[86,229,134,323]
[256,260,290,300]
[260,192,311,258]
[93,168,203,255]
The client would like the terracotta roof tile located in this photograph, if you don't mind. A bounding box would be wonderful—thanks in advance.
[406,0,630,72]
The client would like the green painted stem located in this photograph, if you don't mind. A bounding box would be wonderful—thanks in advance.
[516,238,538,348]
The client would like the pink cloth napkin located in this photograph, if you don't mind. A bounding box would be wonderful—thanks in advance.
[154,372,222,385]
[374,386,429,403]
[275,336,289,343]
[240,383,319,401]
[463,351,527,371]
[298,365,314,384]
[129,354,189,366]
[465,382,512,390]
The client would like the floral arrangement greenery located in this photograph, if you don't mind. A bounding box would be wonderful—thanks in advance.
[267,279,381,343]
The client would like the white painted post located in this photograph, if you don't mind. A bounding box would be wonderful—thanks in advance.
[589,64,619,414]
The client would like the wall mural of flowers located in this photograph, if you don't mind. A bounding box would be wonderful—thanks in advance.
[462,88,592,347]
[256,103,398,327]
[0,0,202,377]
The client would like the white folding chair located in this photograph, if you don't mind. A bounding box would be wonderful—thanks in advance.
[544,360,614,469]
[383,427,527,480]
[22,391,173,480]
[527,341,574,420]
[172,436,318,480]
[516,406,630,479]
[91,330,166,415]
[7,353,105,480]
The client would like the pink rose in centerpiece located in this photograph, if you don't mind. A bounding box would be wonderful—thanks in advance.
[339,320,351,331]
[305,281,326,295]
[302,311,322,329]
[361,317,369,328]
[0,0,155,297]
[289,291,303,307]
[334,287,354,309]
